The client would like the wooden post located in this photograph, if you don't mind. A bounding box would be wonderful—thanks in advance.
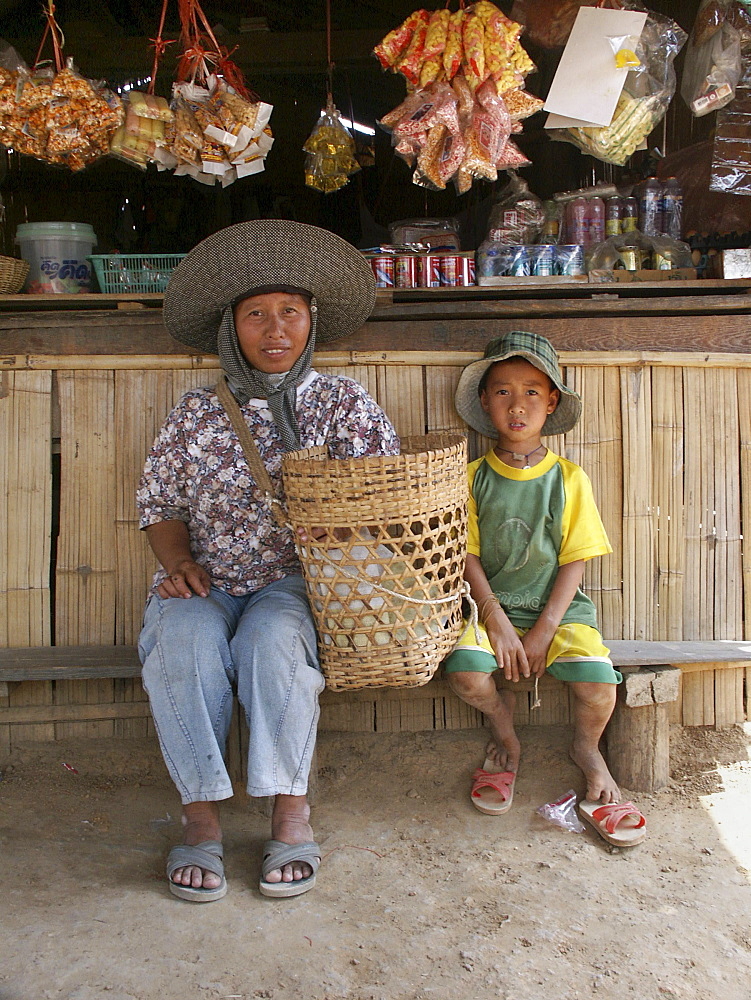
[606,666,680,792]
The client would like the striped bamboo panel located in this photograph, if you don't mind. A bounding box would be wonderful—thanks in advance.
[3,351,751,740]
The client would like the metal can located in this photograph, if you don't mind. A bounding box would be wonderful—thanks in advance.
[458,253,475,286]
[615,244,642,271]
[370,254,394,288]
[395,254,417,289]
[555,245,585,276]
[508,245,530,276]
[531,244,555,277]
[416,254,441,287]
[622,196,638,233]
[653,248,673,271]
[438,253,459,286]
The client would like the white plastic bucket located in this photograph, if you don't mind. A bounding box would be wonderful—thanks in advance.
[15,222,97,293]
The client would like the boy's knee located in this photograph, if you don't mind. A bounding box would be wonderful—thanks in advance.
[447,670,491,698]
[570,681,617,710]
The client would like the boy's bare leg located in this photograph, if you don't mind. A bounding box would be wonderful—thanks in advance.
[448,672,520,772]
[170,800,223,890]
[569,681,619,803]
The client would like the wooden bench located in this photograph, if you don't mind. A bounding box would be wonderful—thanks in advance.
[2,639,750,792]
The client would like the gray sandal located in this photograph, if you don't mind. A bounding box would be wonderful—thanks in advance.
[259,839,321,898]
[166,840,228,902]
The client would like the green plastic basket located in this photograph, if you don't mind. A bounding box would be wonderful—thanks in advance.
[88,253,185,294]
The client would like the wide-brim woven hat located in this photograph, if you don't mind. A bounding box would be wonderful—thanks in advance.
[455,330,582,438]
[163,219,376,352]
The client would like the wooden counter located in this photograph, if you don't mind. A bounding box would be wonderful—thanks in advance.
[1,281,750,745]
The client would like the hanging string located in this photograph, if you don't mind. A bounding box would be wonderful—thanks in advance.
[325,0,334,103]
[34,0,65,73]
[147,0,174,95]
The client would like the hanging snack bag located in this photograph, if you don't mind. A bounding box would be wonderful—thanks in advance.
[304,103,360,193]
[681,0,742,117]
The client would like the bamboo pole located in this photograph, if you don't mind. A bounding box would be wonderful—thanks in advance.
[620,366,655,639]
[652,367,684,640]
[738,370,751,640]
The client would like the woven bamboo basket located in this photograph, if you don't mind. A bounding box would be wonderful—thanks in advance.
[0,255,29,293]
[282,433,468,691]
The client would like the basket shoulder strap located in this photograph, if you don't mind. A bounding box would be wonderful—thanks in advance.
[214,376,287,528]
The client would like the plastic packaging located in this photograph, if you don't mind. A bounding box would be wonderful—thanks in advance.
[637,177,662,237]
[550,8,687,166]
[487,174,544,244]
[660,177,683,239]
[16,221,96,293]
[681,0,741,117]
[536,789,586,832]
[303,102,360,194]
[588,229,693,271]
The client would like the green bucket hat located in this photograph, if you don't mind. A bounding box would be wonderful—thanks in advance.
[454,331,582,438]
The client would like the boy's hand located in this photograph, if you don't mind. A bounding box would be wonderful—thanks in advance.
[521,622,555,678]
[485,613,530,682]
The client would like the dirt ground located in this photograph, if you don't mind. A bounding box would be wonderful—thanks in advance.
[2,721,751,1000]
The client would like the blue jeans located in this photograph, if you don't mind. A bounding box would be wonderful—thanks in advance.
[138,575,324,804]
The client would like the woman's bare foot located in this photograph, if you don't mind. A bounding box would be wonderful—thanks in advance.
[170,801,223,890]
[570,740,620,804]
[264,794,316,885]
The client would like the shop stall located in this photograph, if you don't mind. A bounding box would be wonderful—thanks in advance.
[2,0,751,749]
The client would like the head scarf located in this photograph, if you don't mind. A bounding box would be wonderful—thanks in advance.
[217,297,319,452]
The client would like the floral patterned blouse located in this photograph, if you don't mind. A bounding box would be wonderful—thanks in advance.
[137,371,400,596]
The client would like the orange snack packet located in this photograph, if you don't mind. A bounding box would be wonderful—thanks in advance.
[443,10,465,81]
[395,19,428,85]
[462,13,487,90]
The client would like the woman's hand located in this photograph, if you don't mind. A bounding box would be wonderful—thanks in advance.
[157,559,211,599]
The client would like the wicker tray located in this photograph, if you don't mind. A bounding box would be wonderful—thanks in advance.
[283,433,468,691]
[0,255,29,294]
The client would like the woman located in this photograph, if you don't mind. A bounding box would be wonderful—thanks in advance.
[137,219,399,901]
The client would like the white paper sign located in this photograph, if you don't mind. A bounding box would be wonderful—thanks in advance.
[543,7,647,129]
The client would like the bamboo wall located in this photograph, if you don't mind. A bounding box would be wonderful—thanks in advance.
[2,348,750,747]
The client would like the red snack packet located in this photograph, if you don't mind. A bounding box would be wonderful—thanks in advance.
[395,19,429,85]
[462,13,487,90]
[374,10,429,70]
[443,9,465,81]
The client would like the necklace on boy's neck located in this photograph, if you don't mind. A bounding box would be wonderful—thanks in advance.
[494,443,546,469]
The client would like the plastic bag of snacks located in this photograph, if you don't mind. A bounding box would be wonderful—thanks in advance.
[375,1,539,193]
[550,8,687,166]
[304,102,360,193]
[0,56,123,170]
[681,0,742,117]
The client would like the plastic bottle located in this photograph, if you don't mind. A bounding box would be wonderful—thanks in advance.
[622,196,638,232]
[660,177,683,240]
[638,177,662,237]
[605,196,622,237]
[565,196,588,246]
[541,199,560,243]
[586,196,605,246]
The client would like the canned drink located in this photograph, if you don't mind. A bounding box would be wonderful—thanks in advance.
[615,244,642,271]
[508,245,530,276]
[531,244,555,276]
[439,253,459,286]
[417,254,441,287]
[622,196,638,232]
[605,196,622,237]
[555,245,585,276]
[395,254,417,288]
[370,254,394,288]
[459,253,475,286]
[653,249,673,271]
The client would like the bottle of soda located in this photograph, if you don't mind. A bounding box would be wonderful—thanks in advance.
[541,199,560,243]
[661,177,683,240]
[622,196,638,232]
[587,197,605,246]
[605,196,622,237]
[565,196,588,245]
[639,177,662,237]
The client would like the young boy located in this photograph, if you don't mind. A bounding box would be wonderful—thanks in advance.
[446,331,642,839]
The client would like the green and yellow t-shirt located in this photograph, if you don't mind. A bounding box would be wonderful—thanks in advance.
[468,449,612,630]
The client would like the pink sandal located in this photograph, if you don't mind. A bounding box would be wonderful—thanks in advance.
[470,758,516,815]
[579,800,646,846]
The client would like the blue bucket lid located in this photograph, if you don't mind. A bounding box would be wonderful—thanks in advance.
[16,222,97,243]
